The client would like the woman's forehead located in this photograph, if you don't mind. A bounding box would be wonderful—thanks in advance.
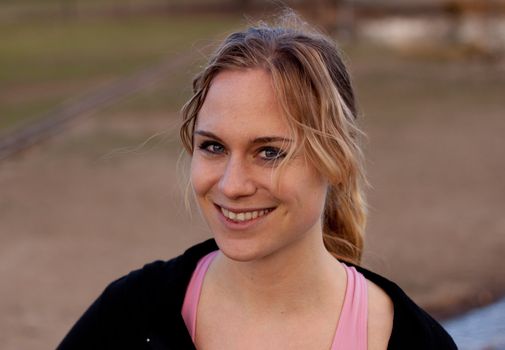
[195,69,291,138]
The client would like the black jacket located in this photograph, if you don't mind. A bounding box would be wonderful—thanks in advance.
[58,239,457,349]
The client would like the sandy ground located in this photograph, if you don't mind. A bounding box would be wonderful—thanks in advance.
[1,59,505,349]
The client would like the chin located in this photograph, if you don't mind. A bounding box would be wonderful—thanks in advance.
[213,234,272,263]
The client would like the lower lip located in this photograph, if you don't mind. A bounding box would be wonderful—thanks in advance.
[215,205,274,230]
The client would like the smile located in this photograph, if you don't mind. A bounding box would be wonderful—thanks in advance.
[218,205,275,223]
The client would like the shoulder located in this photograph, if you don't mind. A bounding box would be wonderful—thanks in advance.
[103,238,219,312]
[367,279,394,350]
[57,239,217,349]
[109,239,218,289]
[355,265,458,350]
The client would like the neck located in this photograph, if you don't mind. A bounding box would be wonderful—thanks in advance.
[209,232,346,316]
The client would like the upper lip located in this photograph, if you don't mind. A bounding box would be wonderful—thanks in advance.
[215,204,276,213]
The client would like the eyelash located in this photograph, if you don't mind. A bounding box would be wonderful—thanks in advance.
[198,141,225,155]
[258,147,286,161]
[197,141,286,162]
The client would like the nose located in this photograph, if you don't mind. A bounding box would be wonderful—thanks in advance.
[218,155,257,199]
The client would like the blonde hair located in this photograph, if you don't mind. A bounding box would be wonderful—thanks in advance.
[180,15,367,265]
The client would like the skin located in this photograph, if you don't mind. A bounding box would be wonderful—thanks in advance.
[190,68,393,349]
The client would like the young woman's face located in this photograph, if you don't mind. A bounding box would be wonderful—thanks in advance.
[190,68,328,262]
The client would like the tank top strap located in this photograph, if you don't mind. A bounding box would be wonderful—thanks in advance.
[181,250,219,341]
[330,263,368,350]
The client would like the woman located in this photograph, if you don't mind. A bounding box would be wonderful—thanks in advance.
[58,15,457,350]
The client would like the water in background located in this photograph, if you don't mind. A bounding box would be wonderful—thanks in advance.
[443,297,505,350]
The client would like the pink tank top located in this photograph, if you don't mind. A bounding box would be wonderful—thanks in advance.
[181,251,368,349]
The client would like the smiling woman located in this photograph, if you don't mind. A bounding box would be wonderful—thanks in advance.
[190,69,329,265]
[57,11,457,350]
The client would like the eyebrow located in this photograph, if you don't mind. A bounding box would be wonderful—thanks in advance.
[194,130,293,145]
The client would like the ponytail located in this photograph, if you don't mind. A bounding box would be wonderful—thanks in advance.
[323,184,366,265]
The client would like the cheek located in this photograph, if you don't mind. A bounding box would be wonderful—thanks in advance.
[190,156,212,197]
[277,170,327,215]
[297,184,328,232]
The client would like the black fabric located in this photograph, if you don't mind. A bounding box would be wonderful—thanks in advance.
[58,239,457,349]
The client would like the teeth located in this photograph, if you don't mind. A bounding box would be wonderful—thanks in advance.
[220,207,272,222]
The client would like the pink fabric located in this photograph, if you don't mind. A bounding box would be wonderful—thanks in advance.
[331,264,368,350]
[181,250,219,340]
[181,251,368,349]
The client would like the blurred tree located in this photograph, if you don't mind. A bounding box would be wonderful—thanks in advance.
[335,0,356,41]
[303,0,355,39]
[444,0,503,60]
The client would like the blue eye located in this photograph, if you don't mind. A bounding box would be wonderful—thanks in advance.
[198,141,225,154]
[259,147,286,161]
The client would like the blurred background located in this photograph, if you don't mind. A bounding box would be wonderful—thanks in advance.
[0,0,504,349]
